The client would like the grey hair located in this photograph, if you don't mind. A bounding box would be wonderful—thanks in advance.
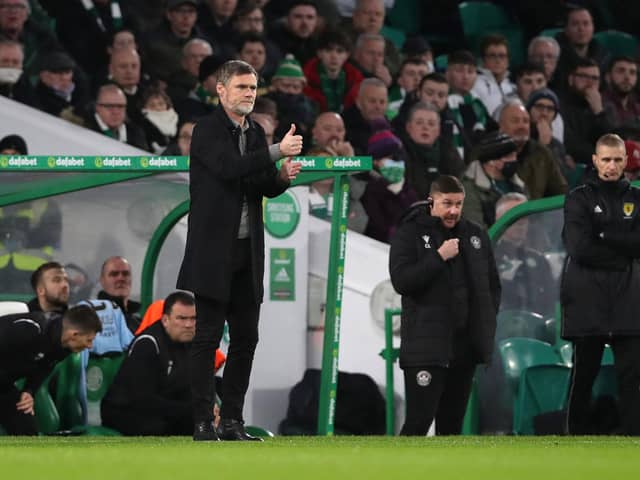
[182,38,213,57]
[493,97,526,122]
[355,0,384,12]
[357,77,387,97]
[355,33,385,51]
[97,83,126,101]
[216,60,257,86]
[528,36,560,59]
[407,101,440,123]
[0,38,24,54]
[495,192,528,219]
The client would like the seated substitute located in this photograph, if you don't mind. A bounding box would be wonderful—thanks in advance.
[101,291,199,436]
[389,175,500,435]
[0,305,101,435]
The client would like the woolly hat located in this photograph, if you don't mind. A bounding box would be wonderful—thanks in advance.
[39,51,75,73]
[0,134,28,155]
[167,0,198,10]
[526,88,560,118]
[272,54,306,83]
[625,140,640,172]
[367,118,403,160]
[476,131,517,163]
[198,55,224,83]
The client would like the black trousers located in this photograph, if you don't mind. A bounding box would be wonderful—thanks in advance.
[401,362,476,436]
[0,386,38,435]
[567,336,640,435]
[191,238,260,423]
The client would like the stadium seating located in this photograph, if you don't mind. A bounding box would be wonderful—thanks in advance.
[385,0,421,35]
[458,2,525,66]
[512,364,571,434]
[594,30,639,57]
[495,309,550,344]
[82,353,125,435]
[0,301,28,315]
[380,25,406,50]
[539,28,562,39]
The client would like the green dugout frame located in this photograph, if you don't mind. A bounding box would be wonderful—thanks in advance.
[0,154,371,436]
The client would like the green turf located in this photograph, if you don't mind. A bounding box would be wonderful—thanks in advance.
[1,436,639,480]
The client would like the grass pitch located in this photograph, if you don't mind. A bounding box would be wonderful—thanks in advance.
[1,436,639,480]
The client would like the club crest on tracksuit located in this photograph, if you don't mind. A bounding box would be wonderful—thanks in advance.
[624,202,634,217]
[470,235,481,249]
[416,370,432,387]
[422,235,431,249]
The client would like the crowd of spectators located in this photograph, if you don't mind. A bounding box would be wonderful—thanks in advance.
[3,0,640,239]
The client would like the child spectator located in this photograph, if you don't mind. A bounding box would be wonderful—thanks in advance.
[303,27,363,113]
[140,87,179,154]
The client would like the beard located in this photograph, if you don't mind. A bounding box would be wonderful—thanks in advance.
[45,291,68,309]
[612,82,634,96]
[232,102,254,116]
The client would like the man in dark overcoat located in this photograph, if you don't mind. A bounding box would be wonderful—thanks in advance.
[177,59,302,441]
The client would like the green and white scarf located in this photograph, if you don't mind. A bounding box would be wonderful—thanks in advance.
[81,0,123,32]
[318,63,346,113]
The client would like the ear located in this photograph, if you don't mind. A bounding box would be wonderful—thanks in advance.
[427,197,434,206]
[161,314,170,328]
[215,82,225,97]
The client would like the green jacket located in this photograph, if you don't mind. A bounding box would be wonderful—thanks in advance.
[462,160,526,229]
[516,140,568,200]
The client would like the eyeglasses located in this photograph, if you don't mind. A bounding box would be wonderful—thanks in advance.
[485,53,508,60]
[532,103,556,113]
[573,72,600,82]
[97,103,127,110]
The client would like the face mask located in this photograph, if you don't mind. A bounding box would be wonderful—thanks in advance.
[502,161,519,179]
[143,108,179,137]
[271,91,303,103]
[0,67,22,85]
[52,82,75,101]
[426,61,435,74]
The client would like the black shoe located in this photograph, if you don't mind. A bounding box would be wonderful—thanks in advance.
[193,420,220,441]
[217,419,264,441]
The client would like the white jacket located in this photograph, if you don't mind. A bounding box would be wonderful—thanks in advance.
[472,67,516,116]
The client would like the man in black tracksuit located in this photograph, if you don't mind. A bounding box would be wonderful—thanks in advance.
[562,133,640,435]
[102,292,198,435]
[389,175,501,435]
[0,306,101,435]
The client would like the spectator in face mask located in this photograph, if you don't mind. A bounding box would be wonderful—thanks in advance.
[264,54,315,141]
[462,131,525,229]
[0,39,36,106]
[360,118,416,243]
[34,51,89,119]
